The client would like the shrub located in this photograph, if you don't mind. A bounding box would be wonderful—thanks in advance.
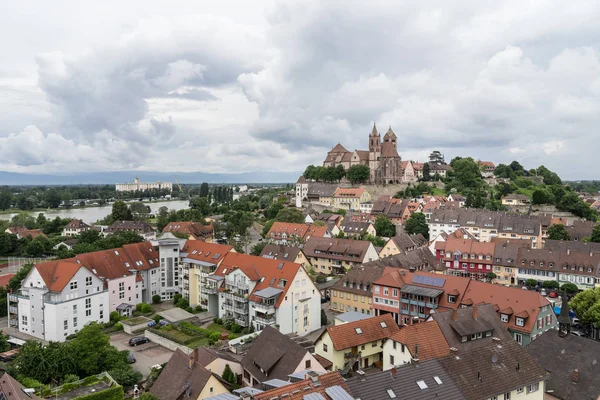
[113,322,123,331]
[153,315,161,323]
[173,293,182,304]
[152,295,162,304]
[213,317,219,323]
[176,297,189,309]
[75,385,124,400]
[17,376,41,390]
[109,367,143,387]
[63,374,79,384]
[60,382,78,393]
[82,376,99,385]
[135,303,153,314]
[195,305,204,312]
[231,323,242,334]
[223,319,233,330]
[186,306,193,313]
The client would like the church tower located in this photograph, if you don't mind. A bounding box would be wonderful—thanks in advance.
[368,123,381,183]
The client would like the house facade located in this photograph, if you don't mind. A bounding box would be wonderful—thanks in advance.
[303,237,379,275]
[332,188,371,211]
[62,219,91,237]
[10,260,109,342]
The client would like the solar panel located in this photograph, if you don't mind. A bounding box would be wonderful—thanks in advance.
[324,386,354,400]
[277,262,285,269]
[412,274,446,288]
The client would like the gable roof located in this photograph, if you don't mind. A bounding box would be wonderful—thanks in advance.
[162,221,214,239]
[333,187,366,198]
[322,314,399,351]
[34,260,85,292]
[7,226,46,239]
[181,241,233,265]
[439,340,549,400]
[389,320,450,361]
[241,326,309,382]
[346,359,462,400]
[267,222,310,240]
[260,244,302,262]
[63,219,90,229]
[525,331,600,400]
[150,349,219,400]
[431,304,513,352]
[217,253,302,307]
[253,371,349,400]
[0,371,40,400]
[303,237,373,263]
[390,234,427,251]
[193,347,241,368]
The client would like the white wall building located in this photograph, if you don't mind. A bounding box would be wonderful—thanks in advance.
[115,177,173,192]
[10,260,109,342]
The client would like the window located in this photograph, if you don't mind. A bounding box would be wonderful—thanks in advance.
[516,387,524,394]
[516,318,524,327]
[323,343,328,352]
[305,360,311,368]
[85,276,92,286]
[384,288,389,295]
[501,314,508,323]
[448,295,456,303]
[389,355,395,366]
[85,298,92,317]
[393,341,397,350]
[433,376,442,385]
[74,317,78,327]
[527,383,539,393]
[64,320,68,330]
[515,333,522,344]
[22,315,28,326]
[73,304,77,313]
[392,289,398,297]
[416,380,428,390]
[99,310,104,319]
[386,389,397,399]
[70,281,78,290]
[504,392,511,400]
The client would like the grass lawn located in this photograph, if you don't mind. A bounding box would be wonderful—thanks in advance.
[157,327,209,348]
[206,323,235,335]
[430,187,446,196]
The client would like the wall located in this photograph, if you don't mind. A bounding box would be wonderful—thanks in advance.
[275,267,321,335]
[144,330,192,354]
[294,352,327,374]
[382,339,412,371]
[122,317,152,334]
[314,332,343,371]
[206,358,243,377]
[108,275,138,312]
[330,288,373,315]
[197,375,229,400]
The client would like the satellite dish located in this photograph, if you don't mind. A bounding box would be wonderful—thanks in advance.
[491,354,498,364]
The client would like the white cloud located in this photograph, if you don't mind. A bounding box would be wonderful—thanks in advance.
[1,0,600,179]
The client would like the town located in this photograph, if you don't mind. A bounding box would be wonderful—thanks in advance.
[0,124,598,400]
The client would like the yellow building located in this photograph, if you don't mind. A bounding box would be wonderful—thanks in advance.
[332,187,371,211]
[303,237,379,275]
[329,266,384,315]
[379,234,428,258]
[315,314,399,371]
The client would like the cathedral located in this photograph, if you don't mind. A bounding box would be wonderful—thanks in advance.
[323,123,403,184]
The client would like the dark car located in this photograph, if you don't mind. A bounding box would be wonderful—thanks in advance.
[128,337,150,347]
[127,352,136,363]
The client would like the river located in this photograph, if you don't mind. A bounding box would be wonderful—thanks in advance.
[0,200,190,224]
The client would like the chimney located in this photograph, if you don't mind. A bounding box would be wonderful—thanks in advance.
[477,372,482,382]
[390,367,397,379]
[567,249,570,255]
[573,369,580,383]
[414,344,419,360]
[189,348,198,369]
[452,310,458,321]
[472,307,478,320]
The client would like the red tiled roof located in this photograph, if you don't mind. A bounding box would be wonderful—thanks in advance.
[323,314,399,351]
[0,274,14,288]
[389,321,450,361]
[35,260,83,292]
[333,187,366,198]
[181,241,233,264]
[267,222,310,240]
[162,221,214,239]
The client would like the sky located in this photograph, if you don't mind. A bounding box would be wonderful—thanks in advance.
[1,0,599,180]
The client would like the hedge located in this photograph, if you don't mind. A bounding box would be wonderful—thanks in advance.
[73,385,124,400]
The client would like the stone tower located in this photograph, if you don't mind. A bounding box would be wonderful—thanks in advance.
[368,123,381,183]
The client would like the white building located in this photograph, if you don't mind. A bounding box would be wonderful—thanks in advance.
[9,260,109,342]
[206,253,321,335]
[115,177,173,192]
[156,233,187,300]
[295,176,309,208]
[61,219,91,237]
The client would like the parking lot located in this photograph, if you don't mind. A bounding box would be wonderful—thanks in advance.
[110,332,173,376]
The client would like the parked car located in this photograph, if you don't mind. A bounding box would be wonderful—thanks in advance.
[127,352,136,363]
[548,291,559,298]
[128,337,150,347]
[570,330,585,337]
[540,289,547,296]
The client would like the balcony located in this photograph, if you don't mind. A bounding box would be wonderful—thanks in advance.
[254,301,276,314]
[235,317,249,326]
[8,294,18,302]
[221,290,248,302]
[9,319,18,327]
[202,285,218,295]
[8,306,17,315]
[255,314,276,325]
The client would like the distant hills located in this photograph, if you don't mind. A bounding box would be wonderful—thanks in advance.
[0,170,301,185]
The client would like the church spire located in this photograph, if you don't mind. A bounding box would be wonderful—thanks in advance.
[370,122,379,136]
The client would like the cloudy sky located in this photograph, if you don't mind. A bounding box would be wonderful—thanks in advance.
[1,0,599,180]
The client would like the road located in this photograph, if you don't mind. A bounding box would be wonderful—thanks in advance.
[110,332,173,377]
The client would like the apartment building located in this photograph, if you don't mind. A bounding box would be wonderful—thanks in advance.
[9,260,109,342]
[434,238,495,280]
[338,221,375,238]
[303,237,379,275]
[331,187,371,211]
[372,268,555,345]
[104,220,156,240]
[429,208,543,248]
[379,233,427,258]
[162,221,215,242]
[266,222,329,245]
[260,244,312,271]
[179,241,234,311]
[205,253,321,335]
[156,233,187,300]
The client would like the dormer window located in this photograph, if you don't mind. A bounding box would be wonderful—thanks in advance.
[501,314,509,323]
[516,317,524,327]
[448,295,456,304]
[539,262,544,266]
[521,261,525,265]
[343,282,347,287]
[588,268,593,273]
[549,262,553,267]
[530,261,534,266]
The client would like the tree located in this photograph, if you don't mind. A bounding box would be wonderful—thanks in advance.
[258,195,272,210]
[129,202,150,220]
[8,263,33,292]
[67,323,128,377]
[525,278,538,288]
[422,162,431,181]
[374,215,395,237]
[0,330,9,352]
[0,190,13,210]
[274,208,305,223]
[536,165,562,185]
[189,197,211,215]
[569,287,600,327]
[11,212,37,229]
[547,224,570,241]
[111,201,133,222]
[542,280,559,289]
[485,272,497,282]
[109,366,143,386]
[152,294,162,304]
[251,241,267,256]
[591,225,600,243]
[199,182,210,197]
[404,212,429,239]
[222,364,237,386]
[429,151,444,164]
[445,157,484,193]
[493,164,515,179]
[346,165,370,185]
[561,283,579,296]
[139,394,161,400]
[44,189,62,208]
[532,188,554,205]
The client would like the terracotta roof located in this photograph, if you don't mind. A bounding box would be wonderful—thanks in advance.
[162,221,214,239]
[181,241,233,264]
[304,224,329,240]
[313,353,333,369]
[0,371,41,400]
[0,273,14,288]
[333,187,366,198]
[193,347,240,368]
[35,260,83,292]
[218,252,302,307]
[7,226,46,239]
[267,222,310,240]
[329,143,349,153]
[389,320,450,361]
[322,314,399,351]
[63,219,90,229]
[253,371,348,400]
